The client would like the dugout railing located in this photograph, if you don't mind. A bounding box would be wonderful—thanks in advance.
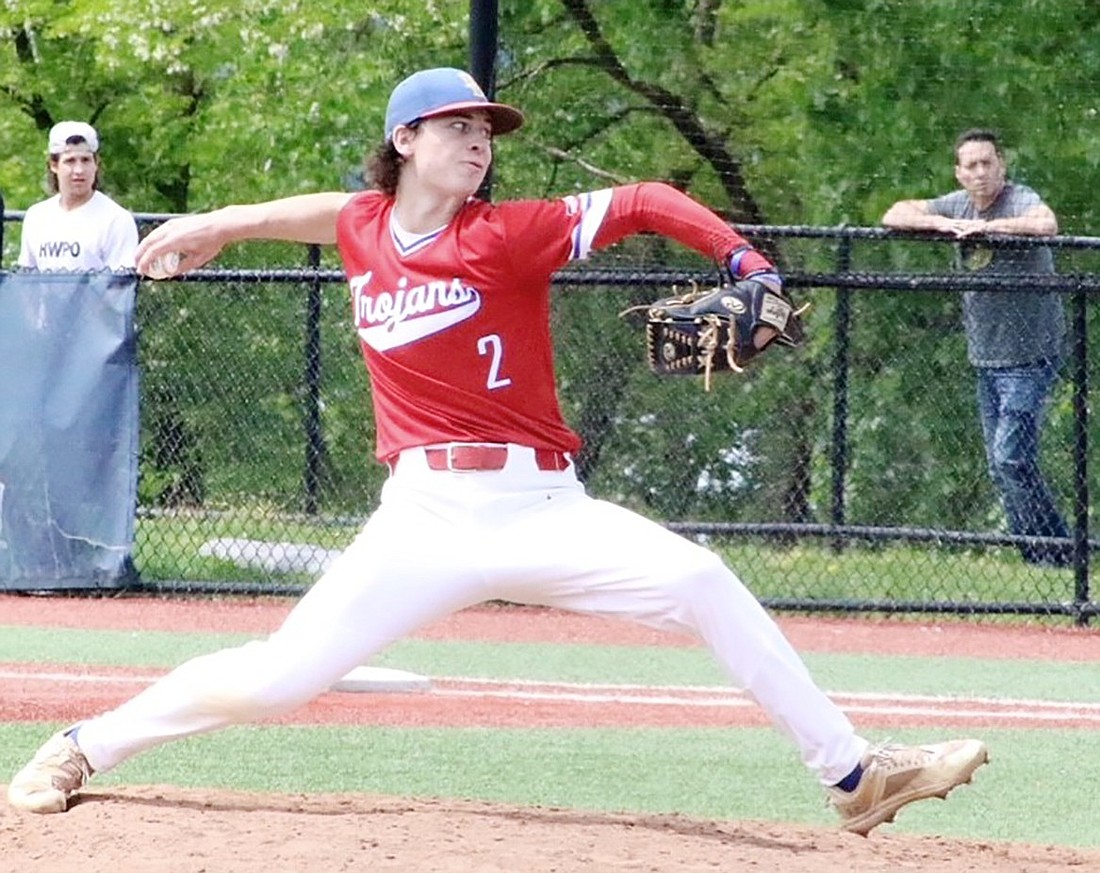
[2,209,1098,623]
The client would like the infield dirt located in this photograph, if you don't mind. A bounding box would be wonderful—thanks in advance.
[4,785,1100,873]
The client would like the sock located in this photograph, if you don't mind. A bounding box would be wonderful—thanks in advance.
[834,762,864,792]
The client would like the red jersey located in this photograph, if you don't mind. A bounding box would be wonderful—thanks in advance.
[335,182,760,461]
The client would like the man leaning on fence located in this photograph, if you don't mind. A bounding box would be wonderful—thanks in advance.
[882,128,1070,567]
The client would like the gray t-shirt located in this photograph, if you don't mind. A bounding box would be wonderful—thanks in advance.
[928,182,1065,367]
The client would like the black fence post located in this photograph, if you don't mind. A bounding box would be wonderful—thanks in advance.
[469,0,499,201]
[303,244,325,515]
[1070,286,1091,624]
[830,235,852,551]
[1,191,5,267]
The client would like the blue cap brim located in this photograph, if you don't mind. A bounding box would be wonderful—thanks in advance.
[412,100,525,136]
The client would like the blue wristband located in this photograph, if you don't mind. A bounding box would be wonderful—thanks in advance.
[744,270,783,292]
[728,246,752,276]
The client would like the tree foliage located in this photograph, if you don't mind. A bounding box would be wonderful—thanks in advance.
[1,0,472,212]
[5,1,1098,223]
[2,0,1098,533]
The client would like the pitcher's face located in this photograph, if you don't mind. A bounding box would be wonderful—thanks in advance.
[399,111,493,200]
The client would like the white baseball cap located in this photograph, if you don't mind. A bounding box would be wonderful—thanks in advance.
[384,67,524,142]
[48,121,99,155]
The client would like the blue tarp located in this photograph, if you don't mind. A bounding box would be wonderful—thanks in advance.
[0,271,139,590]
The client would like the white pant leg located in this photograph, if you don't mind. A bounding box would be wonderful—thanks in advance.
[482,482,867,785]
[79,448,863,786]
[77,472,495,773]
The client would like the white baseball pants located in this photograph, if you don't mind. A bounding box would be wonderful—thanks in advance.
[76,443,867,785]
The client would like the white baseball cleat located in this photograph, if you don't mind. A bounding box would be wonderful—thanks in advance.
[828,738,989,836]
[7,729,93,814]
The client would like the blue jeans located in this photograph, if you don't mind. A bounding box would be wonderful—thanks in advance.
[976,360,1070,565]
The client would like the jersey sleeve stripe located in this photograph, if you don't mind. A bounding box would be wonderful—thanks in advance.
[568,188,613,261]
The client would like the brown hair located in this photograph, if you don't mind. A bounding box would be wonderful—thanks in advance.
[954,128,1003,162]
[365,142,402,196]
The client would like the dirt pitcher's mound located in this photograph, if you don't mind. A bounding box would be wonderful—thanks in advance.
[2,786,1097,873]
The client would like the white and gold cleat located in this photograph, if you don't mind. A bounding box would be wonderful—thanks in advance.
[7,729,93,814]
[829,738,989,836]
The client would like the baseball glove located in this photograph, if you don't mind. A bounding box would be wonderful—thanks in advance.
[628,278,807,390]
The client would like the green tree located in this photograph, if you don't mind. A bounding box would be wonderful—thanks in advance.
[1,0,474,213]
[2,0,1097,536]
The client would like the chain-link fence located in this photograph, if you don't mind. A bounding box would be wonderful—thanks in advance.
[7,208,1096,620]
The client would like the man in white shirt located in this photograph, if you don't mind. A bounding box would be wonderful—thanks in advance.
[17,121,138,271]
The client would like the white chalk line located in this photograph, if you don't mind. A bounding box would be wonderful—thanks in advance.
[430,677,1100,723]
[2,669,1098,723]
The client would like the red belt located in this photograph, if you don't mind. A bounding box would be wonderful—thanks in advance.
[391,445,571,473]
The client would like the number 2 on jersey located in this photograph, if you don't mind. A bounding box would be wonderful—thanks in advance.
[477,334,512,390]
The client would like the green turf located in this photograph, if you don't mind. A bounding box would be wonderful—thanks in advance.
[0,723,1094,848]
[2,626,1097,703]
[721,541,1080,605]
[3,623,1097,848]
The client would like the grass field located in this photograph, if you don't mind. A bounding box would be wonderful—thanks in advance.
[2,614,1098,849]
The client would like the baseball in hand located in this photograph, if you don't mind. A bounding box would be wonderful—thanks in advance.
[144,251,182,280]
